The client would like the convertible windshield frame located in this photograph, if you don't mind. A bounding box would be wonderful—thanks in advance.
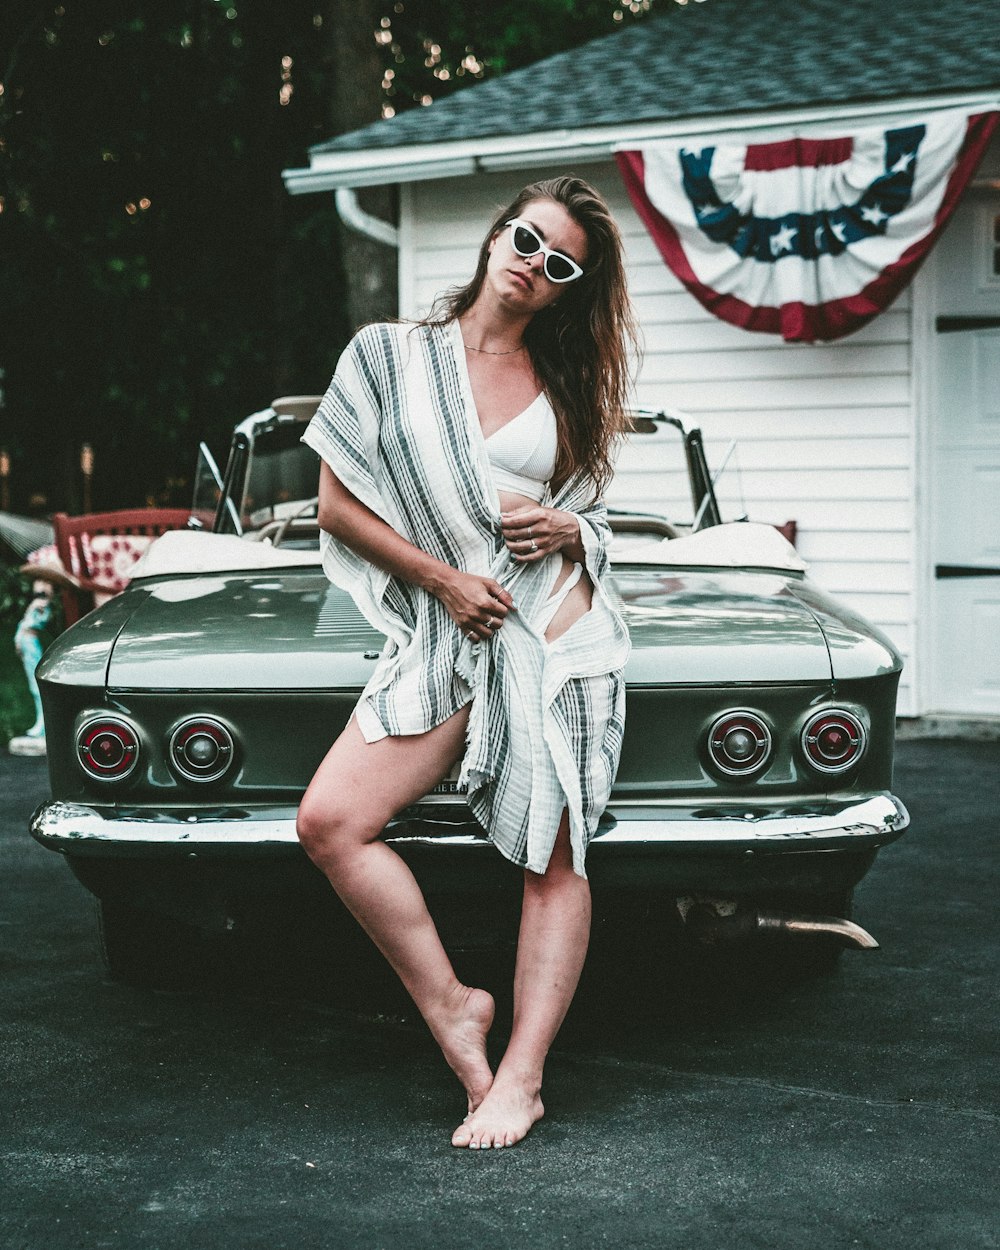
[627,408,723,532]
[213,408,320,537]
[211,402,725,541]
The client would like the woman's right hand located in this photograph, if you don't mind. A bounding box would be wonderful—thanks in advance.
[318,464,515,642]
[435,570,515,642]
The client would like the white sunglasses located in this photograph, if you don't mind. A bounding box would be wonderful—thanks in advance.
[506,217,584,284]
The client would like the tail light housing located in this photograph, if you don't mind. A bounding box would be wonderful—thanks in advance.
[706,710,772,778]
[77,716,141,783]
[169,717,235,784]
[801,709,867,774]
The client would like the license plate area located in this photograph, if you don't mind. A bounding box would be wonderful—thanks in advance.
[430,759,468,796]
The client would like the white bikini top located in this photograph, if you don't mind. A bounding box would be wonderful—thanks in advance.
[484,392,558,503]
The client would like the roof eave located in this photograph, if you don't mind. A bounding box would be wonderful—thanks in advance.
[282,88,1000,194]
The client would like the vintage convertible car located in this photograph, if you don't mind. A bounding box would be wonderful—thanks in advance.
[30,398,909,986]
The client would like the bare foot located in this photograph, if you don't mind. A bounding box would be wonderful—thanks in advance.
[451,1072,544,1148]
[426,985,495,1114]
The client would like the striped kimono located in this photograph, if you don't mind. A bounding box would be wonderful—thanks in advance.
[301,319,630,878]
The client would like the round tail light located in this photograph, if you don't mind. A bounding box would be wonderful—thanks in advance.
[77,716,140,782]
[707,711,772,777]
[169,718,235,784]
[801,709,866,774]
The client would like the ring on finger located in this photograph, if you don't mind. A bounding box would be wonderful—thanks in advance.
[486,617,496,630]
[529,540,538,552]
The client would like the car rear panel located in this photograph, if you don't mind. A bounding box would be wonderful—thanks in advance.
[41,563,900,806]
[40,668,900,808]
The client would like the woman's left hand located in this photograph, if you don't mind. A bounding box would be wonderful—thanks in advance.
[500,505,581,562]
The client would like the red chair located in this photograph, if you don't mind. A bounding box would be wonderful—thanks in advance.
[52,508,191,625]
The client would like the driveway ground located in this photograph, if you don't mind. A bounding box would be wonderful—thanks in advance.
[2,741,998,1250]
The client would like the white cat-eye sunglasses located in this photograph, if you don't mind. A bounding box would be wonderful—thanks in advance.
[505,218,584,283]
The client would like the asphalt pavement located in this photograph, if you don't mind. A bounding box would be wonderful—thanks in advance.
[2,741,998,1250]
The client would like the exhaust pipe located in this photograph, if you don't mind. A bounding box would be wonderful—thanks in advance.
[678,899,879,951]
[753,911,879,949]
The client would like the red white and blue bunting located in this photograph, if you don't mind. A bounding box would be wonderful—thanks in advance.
[616,109,998,342]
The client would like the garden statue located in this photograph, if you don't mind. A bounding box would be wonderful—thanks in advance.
[10,579,53,755]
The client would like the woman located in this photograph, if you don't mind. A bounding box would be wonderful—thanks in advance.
[297,175,637,1149]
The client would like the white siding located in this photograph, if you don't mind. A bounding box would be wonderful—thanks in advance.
[401,164,917,713]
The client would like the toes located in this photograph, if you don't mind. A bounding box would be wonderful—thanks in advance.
[453,1123,518,1150]
[467,1127,493,1151]
[453,1112,525,1150]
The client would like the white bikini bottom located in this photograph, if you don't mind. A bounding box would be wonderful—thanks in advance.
[536,561,584,637]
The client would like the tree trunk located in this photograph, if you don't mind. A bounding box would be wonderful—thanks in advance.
[323,0,398,330]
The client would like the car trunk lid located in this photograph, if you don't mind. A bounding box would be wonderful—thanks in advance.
[613,568,832,683]
[107,571,385,689]
[107,567,833,690]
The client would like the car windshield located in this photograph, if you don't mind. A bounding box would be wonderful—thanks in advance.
[213,418,322,542]
[242,424,320,531]
[218,408,737,553]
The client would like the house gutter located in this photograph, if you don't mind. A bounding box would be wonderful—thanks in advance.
[283,90,1000,195]
[334,188,399,248]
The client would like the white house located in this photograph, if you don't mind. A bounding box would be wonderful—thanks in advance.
[284,0,1000,723]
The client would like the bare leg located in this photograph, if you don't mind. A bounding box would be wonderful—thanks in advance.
[451,559,597,1147]
[296,708,495,1114]
[451,811,588,1147]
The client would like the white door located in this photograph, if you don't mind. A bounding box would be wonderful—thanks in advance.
[929,186,1000,715]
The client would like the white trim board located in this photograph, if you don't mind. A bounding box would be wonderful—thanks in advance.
[285,91,1000,194]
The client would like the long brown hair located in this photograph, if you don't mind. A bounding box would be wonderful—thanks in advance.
[423,176,639,496]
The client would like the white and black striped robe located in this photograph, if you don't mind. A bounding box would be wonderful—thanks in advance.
[301,319,630,878]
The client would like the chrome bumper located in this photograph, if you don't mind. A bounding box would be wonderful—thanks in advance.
[30,793,909,860]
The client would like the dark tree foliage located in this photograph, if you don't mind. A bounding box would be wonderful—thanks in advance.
[319,0,399,335]
[1,2,346,511]
[377,0,653,115]
[0,0,656,512]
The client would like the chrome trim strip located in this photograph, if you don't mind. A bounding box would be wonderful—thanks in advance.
[593,794,907,843]
[30,794,909,856]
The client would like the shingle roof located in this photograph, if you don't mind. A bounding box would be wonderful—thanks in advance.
[311,0,1000,156]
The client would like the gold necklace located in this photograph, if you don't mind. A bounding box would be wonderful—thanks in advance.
[462,339,526,356]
